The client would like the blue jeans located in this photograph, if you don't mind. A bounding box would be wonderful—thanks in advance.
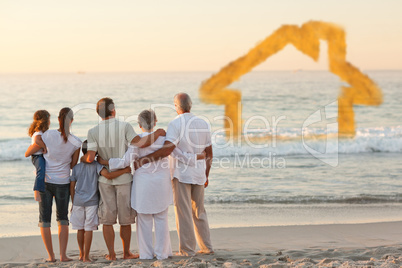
[31,154,46,192]
[38,183,70,227]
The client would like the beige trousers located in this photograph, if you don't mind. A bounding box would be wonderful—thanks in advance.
[98,182,136,225]
[172,178,213,256]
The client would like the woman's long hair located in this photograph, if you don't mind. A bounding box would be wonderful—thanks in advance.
[58,107,74,143]
[28,110,50,137]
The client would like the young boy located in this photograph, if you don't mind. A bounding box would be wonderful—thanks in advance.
[70,140,131,262]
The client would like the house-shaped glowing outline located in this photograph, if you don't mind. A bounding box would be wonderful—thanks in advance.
[199,20,383,137]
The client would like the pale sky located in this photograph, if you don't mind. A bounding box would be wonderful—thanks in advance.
[1,0,401,72]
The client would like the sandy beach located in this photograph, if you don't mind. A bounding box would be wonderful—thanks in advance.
[1,221,401,267]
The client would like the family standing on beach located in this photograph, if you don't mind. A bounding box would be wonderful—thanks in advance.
[24,93,214,263]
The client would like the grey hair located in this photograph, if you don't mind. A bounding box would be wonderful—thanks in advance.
[174,92,192,112]
[138,109,157,130]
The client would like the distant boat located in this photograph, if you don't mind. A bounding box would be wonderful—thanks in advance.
[77,71,86,74]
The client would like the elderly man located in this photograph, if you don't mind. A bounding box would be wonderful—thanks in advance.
[135,93,213,256]
[82,97,165,260]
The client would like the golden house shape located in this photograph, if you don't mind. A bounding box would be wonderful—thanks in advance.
[199,21,382,137]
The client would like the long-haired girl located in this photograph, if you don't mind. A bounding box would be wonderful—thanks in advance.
[25,110,51,202]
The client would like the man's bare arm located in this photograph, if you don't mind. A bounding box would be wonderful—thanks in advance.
[135,140,176,169]
[131,128,166,148]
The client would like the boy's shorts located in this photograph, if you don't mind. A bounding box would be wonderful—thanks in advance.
[70,205,99,231]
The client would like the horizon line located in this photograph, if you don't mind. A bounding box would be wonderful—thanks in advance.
[1,69,401,75]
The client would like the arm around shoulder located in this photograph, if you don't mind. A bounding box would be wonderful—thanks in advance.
[81,150,96,164]
[131,128,166,148]
[100,166,132,180]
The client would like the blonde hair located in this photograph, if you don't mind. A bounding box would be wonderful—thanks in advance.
[28,110,50,137]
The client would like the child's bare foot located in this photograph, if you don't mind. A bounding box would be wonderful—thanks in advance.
[83,257,92,262]
[105,253,116,261]
[123,252,139,259]
[34,191,41,202]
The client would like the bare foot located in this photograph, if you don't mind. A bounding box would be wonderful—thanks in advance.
[123,252,139,259]
[197,250,214,255]
[60,256,73,262]
[45,253,56,262]
[175,251,195,257]
[83,257,92,262]
[105,254,117,261]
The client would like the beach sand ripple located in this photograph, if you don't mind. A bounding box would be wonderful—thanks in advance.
[1,222,401,267]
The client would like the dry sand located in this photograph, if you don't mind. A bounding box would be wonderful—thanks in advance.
[0,221,401,267]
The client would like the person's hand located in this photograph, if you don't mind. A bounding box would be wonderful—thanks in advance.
[133,160,141,170]
[34,190,41,202]
[155,128,166,137]
[80,155,89,163]
[97,155,108,166]
[123,166,132,174]
[204,178,209,188]
[197,151,206,160]
[42,147,47,154]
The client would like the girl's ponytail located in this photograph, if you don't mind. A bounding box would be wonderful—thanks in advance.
[58,107,73,143]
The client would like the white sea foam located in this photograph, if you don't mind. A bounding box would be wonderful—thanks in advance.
[213,125,402,157]
[1,126,401,161]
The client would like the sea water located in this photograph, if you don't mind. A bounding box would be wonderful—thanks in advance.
[0,71,401,237]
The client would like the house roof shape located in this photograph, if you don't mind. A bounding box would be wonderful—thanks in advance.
[199,20,383,137]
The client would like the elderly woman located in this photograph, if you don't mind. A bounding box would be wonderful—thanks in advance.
[28,107,81,262]
[102,109,204,260]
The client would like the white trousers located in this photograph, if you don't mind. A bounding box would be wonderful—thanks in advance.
[136,208,172,260]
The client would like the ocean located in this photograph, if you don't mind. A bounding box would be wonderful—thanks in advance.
[0,71,401,238]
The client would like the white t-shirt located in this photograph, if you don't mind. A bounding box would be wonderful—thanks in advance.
[42,129,82,184]
[165,113,212,185]
[32,131,44,155]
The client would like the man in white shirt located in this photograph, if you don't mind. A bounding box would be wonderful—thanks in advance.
[134,93,213,256]
[82,98,165,260]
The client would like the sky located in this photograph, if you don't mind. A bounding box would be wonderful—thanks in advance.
[1,0,401,73]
